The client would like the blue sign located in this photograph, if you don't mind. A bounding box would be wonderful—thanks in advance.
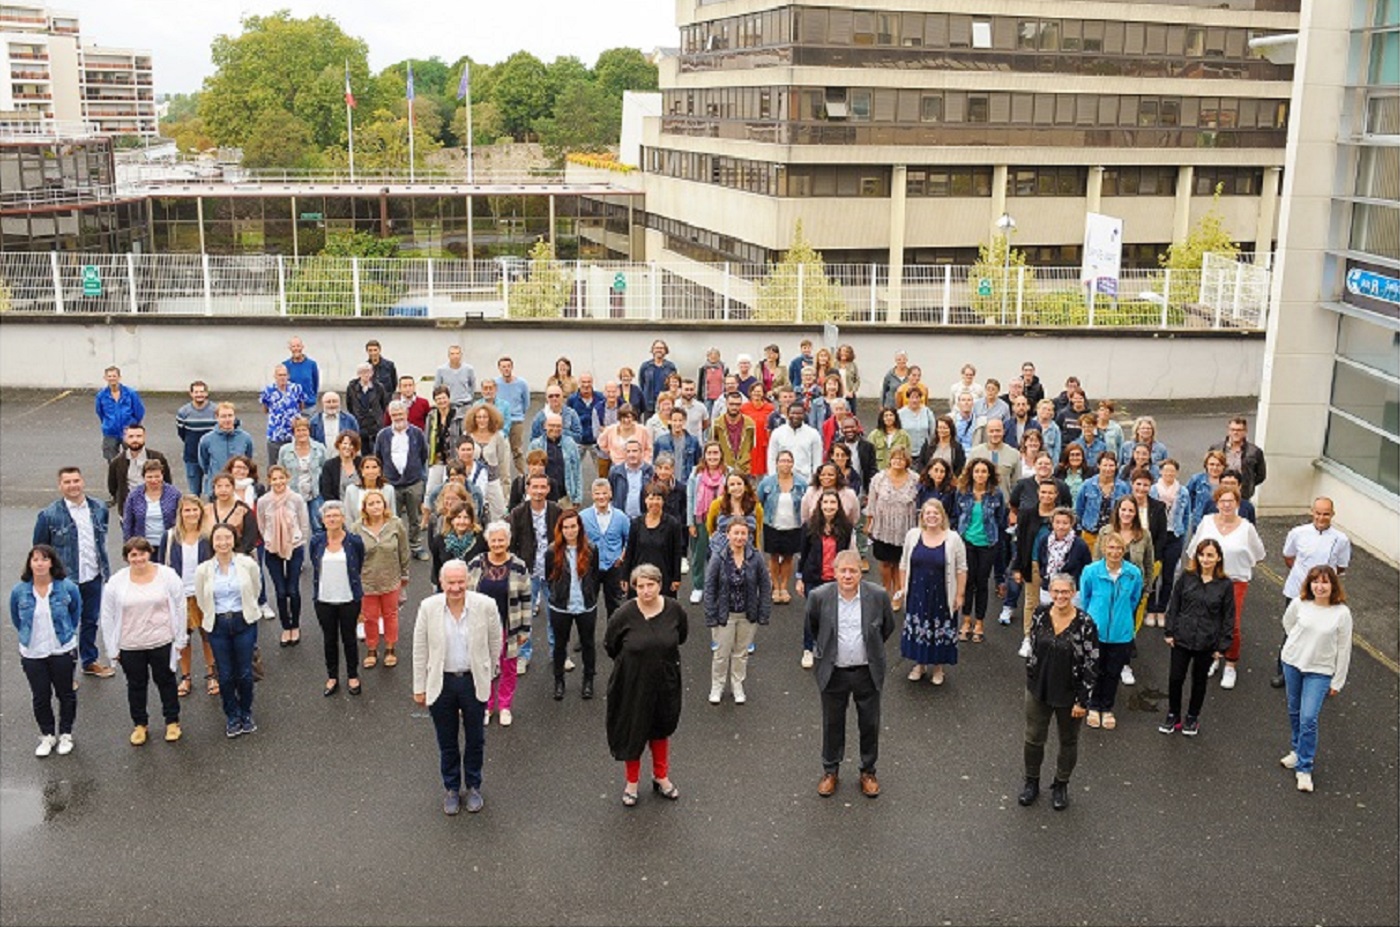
[1346,268,1400,306]
[1094,276,1118,297]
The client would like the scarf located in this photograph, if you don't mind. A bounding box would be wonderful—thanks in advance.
[694,468,725,522]
[1045,533,1073,578]
[444,530,476,562]
[263,491,301,559]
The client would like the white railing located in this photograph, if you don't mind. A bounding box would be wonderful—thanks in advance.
[0,252,1269,329]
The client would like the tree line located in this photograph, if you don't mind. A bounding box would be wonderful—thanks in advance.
[160,11,658,170]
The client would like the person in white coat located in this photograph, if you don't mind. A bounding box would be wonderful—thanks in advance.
[194,523,263,738]
[100,537,188,746]
[412,559,503,816]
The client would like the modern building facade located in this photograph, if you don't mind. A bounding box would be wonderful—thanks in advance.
[1256,0,1398,563]
[0,2,154,137]
[637,0,1300,283]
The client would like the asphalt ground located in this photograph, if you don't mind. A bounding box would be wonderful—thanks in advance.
[0,388,1396,927]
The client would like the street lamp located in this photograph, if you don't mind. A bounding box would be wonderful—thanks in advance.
[996,212,1016,324]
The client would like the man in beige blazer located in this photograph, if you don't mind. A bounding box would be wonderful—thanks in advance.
[413,559,502,816]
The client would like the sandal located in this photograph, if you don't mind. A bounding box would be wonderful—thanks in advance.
[907,665,925,681]
[206,674,220,696]
[1102,712,1117,730]
[958,628,970,642]
[177,674,192,697]
[621,789,638,808]
[363,653,378,669]
[971,632,985,643]
[383,648,398,668]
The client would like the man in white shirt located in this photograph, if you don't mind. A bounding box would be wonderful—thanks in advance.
[33,467,114,677]
[768,403,824,482]
[373,401,430,559]
[950,363,985,408]
[1272,498,1352,688]
[805,551,895,799]
[412,560,502,816]
[434,345,476,409]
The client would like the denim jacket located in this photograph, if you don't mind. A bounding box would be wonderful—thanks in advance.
[9,578,83,649]
[32,497,110,582]
[1074,479,1131,533]
[756,474,808,528]
[955,488,1007,547]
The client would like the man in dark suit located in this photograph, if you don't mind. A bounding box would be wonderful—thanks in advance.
[508,473,562,674]
[805,549,896,799]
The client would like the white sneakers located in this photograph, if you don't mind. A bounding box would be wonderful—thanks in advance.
[1280,751,1298,769]
[499,709,513,727]
[1296,772,1314,792]
[733,684,746,705]
[564,657,576,672]
[680,557,689,575]
[998,606,1014,625]
[1280,753,1312,790]
[260,603,276,621]
[57,733,73,755]
[708,686,723,705]
[1120,665,1136,686]
[689,589,703,604]
[1207,658,1220,677]
[356,621,366,641]
[1220,665,1238,689]
[516,660,527,675]
[800,650,814,669]
[1018,636,1032,659]
[35,735,56,757]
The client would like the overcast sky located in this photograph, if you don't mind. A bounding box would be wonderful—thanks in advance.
[62,1,679,94]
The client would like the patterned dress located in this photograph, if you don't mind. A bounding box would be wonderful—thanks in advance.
[902,538,957,666]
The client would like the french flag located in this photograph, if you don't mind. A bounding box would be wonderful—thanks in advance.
[344,62,356,109]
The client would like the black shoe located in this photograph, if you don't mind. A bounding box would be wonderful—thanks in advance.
[1181,716,1200,737]
[1017,778,1040,806]
[553,679,565,701]
[323,680,339,697]
[1158,712,1180,734]
[581,678,594,700]
[1270,674,1285,689]
[1050,781,1069,811]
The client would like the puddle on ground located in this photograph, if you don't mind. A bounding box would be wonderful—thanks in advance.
[0,779,96,840]
[1127,686,1167,712]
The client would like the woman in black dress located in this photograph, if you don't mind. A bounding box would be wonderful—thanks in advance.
[622,483,686,597]
[605,563,688,807]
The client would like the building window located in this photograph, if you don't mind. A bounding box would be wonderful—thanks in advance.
[1008,167,1088,196]
[1325,315,1400,495]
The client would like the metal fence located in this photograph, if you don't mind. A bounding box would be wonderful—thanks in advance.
[0,252,1269,329]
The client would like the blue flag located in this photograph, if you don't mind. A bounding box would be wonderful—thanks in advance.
[406,61,415,101]
[456,63,470,101]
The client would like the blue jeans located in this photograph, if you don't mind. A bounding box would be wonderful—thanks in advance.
[183,460,205,496]
[429,672,486,792]
[517,574,551,664]
[266,548,305,629]
[78,577,103,667]
[1284,663,1332,775]
[207,614,257,723]
[307,497,324,536]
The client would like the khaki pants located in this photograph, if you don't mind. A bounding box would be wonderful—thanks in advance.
[711,615,757,692]
[1022,564,1041,635]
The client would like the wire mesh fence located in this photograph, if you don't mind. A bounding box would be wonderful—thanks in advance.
[0,252,1268,329]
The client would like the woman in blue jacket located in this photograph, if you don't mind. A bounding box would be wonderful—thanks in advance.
[309,501,365,696]
[1074,452,1130,543]
[755,451,807,605]
[11,545,84,756]
[955,458,1006,644]
[1079,532,1144,731]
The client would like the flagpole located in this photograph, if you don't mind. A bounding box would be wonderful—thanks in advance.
[465,73,474,184]
[345,60,356,183]
[407,61,416,183]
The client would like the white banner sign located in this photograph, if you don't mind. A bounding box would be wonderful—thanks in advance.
[1082,212,1123,297]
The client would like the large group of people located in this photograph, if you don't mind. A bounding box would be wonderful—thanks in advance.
[11,340,1359,815]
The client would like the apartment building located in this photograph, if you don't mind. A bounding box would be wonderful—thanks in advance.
[637,0,1301,278]
[0,2,154,137]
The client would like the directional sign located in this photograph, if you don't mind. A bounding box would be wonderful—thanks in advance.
[81,265,102,297]
[1346,267,1400,306]
[613,272,627,292]
[977,277,993,297]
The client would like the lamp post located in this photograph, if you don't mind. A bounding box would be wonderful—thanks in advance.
[996,212,1016,324]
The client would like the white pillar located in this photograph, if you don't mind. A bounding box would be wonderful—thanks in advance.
[888,164,907,323]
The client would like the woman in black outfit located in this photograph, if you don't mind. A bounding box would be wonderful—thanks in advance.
[320,432,362,504]
[623,482,686,597]
[794,489,854,669]
[547,508,601,701]
[605,563,688,807]
[1020,573,1099,811]
[1159,538,1233,736]
[915,457,961,527]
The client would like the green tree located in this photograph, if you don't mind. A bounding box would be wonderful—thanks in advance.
[1158,186,1240,311]
[241,109,321,169]
[323,104,442,172]
[754,222,848,322]
[451,101,505,146]
[970,233,1032,323]
[534,80,621,158]
[490,51,550,139]
[285,233,401,315]
[507,237,571,318]
[199,11,371,151]
[593,47,658,99]
[544,55,592,105]
[321,230,400,258]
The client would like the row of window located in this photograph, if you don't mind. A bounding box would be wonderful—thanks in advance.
[643,212,772,266]
[0,141,116,193]
[1324,315,1400,496]
[665,88,1290,132]
[148,194,642,224]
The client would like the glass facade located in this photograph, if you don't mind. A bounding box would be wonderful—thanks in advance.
[0,137,150,251]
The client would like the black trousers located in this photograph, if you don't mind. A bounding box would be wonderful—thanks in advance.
[315,600,361,681]
[1168,646,1213,718]
[22,651,77,736]
[550,607,597,680]
[1089,641,1133,712]
[1023,691,1081,784]
[963,543,997,621]
[600,563,626,619]
[120,643,180,727]
[820,665,881,776]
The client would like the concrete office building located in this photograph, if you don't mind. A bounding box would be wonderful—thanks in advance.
[1256,0,1398,563]
[637,0,1300,288]
[0,2,154,137]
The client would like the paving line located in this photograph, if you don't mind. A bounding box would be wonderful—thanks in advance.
[2,389,73,419]
[1254,561,1398,675]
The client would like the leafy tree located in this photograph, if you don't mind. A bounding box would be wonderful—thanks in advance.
[162,93,200,122]
[199,12,371,150]
[161,113,214,153]
[754,222,848,322]
[380,56,449,97]
[451,101,505,146]
[1158,186,1240,310]
[970,233,1032,323]
[534,80,621,158]
[593,47,658,99]
[321,231,400,258]
[241,109,321,169]
[507,237,571,318]
[321,106,442,172]
[286,233,400,315]
[490,51,550,140]
[544,55,592,105]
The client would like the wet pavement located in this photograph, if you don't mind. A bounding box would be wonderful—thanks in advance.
[0,387,1395,927]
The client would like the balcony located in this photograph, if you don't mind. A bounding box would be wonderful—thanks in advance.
[10,69,50,81]
[12,91,51,100]
[7,51,49,61]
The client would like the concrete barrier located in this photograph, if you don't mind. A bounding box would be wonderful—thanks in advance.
[0,315,1264,400]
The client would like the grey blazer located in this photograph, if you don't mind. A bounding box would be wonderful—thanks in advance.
[804,580,897,691]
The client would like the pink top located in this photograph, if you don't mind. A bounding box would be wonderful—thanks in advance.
[119,577,177,650]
